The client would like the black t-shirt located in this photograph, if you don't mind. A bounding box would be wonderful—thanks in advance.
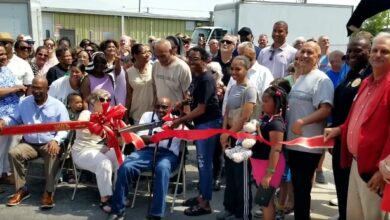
[46,63,68,86]
[212,55,232,86]
[251,115,285,160]
[190,72,222,125]
[332,65,371,127]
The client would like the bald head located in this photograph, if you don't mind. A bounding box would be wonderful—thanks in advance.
[155,97,172,119]
[154,39,174,66]
[32,76,49,88]
[32,76,49,105]
[155,39,172,51]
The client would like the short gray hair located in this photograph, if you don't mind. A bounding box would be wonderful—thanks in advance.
[88,89,111,104]
[237,41,255,52]
[372,32,390,45]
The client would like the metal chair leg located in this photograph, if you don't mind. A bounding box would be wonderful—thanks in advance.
[131,175,141,208]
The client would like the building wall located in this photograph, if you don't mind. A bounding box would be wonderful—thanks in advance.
[44,11,208,45]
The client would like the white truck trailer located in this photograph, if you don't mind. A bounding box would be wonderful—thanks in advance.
[195,1,353,52]
[0,0,43,46]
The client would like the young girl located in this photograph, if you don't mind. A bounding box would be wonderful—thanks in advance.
[250,85,288,220]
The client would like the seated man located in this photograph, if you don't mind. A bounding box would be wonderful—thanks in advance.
[0,76,69,209]
[106,97,185,220]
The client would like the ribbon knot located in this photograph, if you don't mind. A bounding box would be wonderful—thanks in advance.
[87,103,143,165]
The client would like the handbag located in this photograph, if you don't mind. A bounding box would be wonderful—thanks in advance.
[254,185,276,207]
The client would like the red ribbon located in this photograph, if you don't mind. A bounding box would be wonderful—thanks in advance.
[382,185,390,211]
[88,103,145,165]
[1,121,89,135]
[150,128,334,149]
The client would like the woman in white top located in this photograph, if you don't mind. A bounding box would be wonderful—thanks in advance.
[126,44,154,124]
[71,89,121,210]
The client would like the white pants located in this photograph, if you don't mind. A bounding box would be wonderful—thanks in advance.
[347,160,389,220]
[72,148,119,197]
[0,135,19,174]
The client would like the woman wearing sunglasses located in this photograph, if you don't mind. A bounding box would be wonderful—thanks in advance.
[30,46,49,77]
[14,40,32,61]
[71,89,121,212]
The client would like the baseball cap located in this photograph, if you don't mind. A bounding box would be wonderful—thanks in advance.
[238,27,252,35]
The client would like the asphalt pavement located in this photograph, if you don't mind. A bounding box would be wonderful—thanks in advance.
[0,146,338,220]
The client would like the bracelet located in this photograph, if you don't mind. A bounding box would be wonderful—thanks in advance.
[266,167,275,174]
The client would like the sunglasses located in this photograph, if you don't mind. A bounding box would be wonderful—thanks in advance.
[19,46,32,51]
[0,41,11,45]
[45,43,54,47]
[99,97,111,103]
[220,40,233,45]
[37,53,49,58]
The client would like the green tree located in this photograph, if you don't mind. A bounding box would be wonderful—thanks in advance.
[362,10,390,36]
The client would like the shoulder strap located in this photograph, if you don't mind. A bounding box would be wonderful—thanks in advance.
[148,112,156,136]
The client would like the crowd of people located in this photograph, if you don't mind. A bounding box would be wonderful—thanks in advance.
[0,18,389,220]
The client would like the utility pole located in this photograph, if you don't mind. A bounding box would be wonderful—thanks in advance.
[138,0,141,13]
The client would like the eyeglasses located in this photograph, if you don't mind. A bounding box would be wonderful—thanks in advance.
[269,50,275,61]
[45,43,54,47]
[19,46,32,51]
[220,40,233,45]
[99,97,111,103]
[155,104,169,110]
[37,53,49,58]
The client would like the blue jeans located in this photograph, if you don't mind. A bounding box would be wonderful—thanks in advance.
[110,147,178,217]
[194,118,221,201]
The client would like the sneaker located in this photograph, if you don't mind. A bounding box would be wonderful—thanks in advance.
[106,213,125,220]
[40,192,55,209]
[315,170,326,184]
[253,209,262,218]
[7,188,30,206]
[329,198,338,206]
[216,210,233,220]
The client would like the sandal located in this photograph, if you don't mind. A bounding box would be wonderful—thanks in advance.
[182,196,199,207]
[99,200,111,213]
[184,204,212,216]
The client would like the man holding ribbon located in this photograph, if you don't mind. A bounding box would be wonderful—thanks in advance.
[0,76,69,209]
[324,32,390,220]
[107,97,185,220]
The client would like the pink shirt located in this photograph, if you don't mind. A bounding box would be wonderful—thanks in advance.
[347,76,384,156]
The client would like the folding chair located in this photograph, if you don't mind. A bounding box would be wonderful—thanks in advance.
[70,143,124,200]
[130,140,187,213]
[26,130,76,196]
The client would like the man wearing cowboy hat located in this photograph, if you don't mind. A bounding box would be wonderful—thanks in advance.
[0,32,34,90]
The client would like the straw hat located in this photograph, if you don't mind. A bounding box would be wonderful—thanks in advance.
[0,32,15,43]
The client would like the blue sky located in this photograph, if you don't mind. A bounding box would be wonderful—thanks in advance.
[41,0,360,17]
